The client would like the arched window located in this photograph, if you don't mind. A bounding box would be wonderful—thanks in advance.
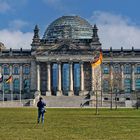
[3,65,9,75]
[124,79,131,93]
[135,79,140,91]
[23,65,30,74]
[13,79,20,92]
[13,65,19,75]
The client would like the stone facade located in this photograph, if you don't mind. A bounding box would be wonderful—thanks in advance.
[0,16,140,107]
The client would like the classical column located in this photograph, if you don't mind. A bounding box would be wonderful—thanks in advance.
[79,62,84,96]
[132,64,135,91]
[19,64,22,102]
[91,65,94,91]
[56,62,62,96]
[10,64,13,101]
[30,61,37,97]
[34,62,41,98]
[37,63,40,91]
[121,64,124,92]
[68,62,74,96]
[46,62,51,96]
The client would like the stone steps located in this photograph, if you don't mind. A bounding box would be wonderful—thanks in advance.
[0,99,34,107]
[41,96,87,107]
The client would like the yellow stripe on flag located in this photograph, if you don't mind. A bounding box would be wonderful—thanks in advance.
[91,51,103,68]
[5,76,12,83]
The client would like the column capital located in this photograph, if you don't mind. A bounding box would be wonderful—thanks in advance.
[9,63,13,67]
[121,64,124,68]
[36,61,40,65]
[79,61,84,65]
[68,61,73,65]
[19,63,23,67]
[46,62,51,65]
[57,61,62,65]
[131,63,136,67]
[46,62,51,69]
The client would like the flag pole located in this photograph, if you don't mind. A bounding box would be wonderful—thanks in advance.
[95,68,99,115]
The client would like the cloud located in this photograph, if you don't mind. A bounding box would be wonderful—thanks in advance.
[90,11,140,49]
[0,1,10,13]
[43,0,66,12]
[8,20,29,30]
[0,0,28,13]
[0,29,33,49]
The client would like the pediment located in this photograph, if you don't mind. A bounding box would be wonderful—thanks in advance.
[38,43,81,56]
[57,44,70,51]
[58,44,80,51]
[35,41,93,56]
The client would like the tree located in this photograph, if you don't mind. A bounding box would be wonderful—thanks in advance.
[113,69,122,109]
[93,65,102,115]
[110,64,122,109]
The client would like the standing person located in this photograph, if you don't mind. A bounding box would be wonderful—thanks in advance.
[37,97,46,124]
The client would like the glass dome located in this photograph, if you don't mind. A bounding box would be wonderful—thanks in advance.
[43,16,93,41]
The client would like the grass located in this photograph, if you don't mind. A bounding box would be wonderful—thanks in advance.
[0,108,140,140]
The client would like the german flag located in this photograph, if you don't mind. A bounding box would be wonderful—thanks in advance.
[5,75,12,83]
[91,51,103,68]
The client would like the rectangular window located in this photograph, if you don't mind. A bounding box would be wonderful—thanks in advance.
[3,66,9,75]
[13,67,19,75]
[23,66,30,74]
[103,80,109,92]
[3,82,10,94]
[135,79,140,91]
[103,67,109,74]
[114,65,120,73]
[135,66,140,74]
[124,65,131,74]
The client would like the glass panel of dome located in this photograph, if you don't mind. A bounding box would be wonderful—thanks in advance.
[43,16,93,41]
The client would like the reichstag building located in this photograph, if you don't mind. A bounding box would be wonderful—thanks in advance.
[0,16,140,106]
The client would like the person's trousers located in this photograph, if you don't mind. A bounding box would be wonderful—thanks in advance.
[38,110,45,124]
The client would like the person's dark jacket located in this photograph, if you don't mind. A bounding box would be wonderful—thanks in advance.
[37,100,46,112]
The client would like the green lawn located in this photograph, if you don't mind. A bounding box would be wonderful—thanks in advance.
[0,108,140,140]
